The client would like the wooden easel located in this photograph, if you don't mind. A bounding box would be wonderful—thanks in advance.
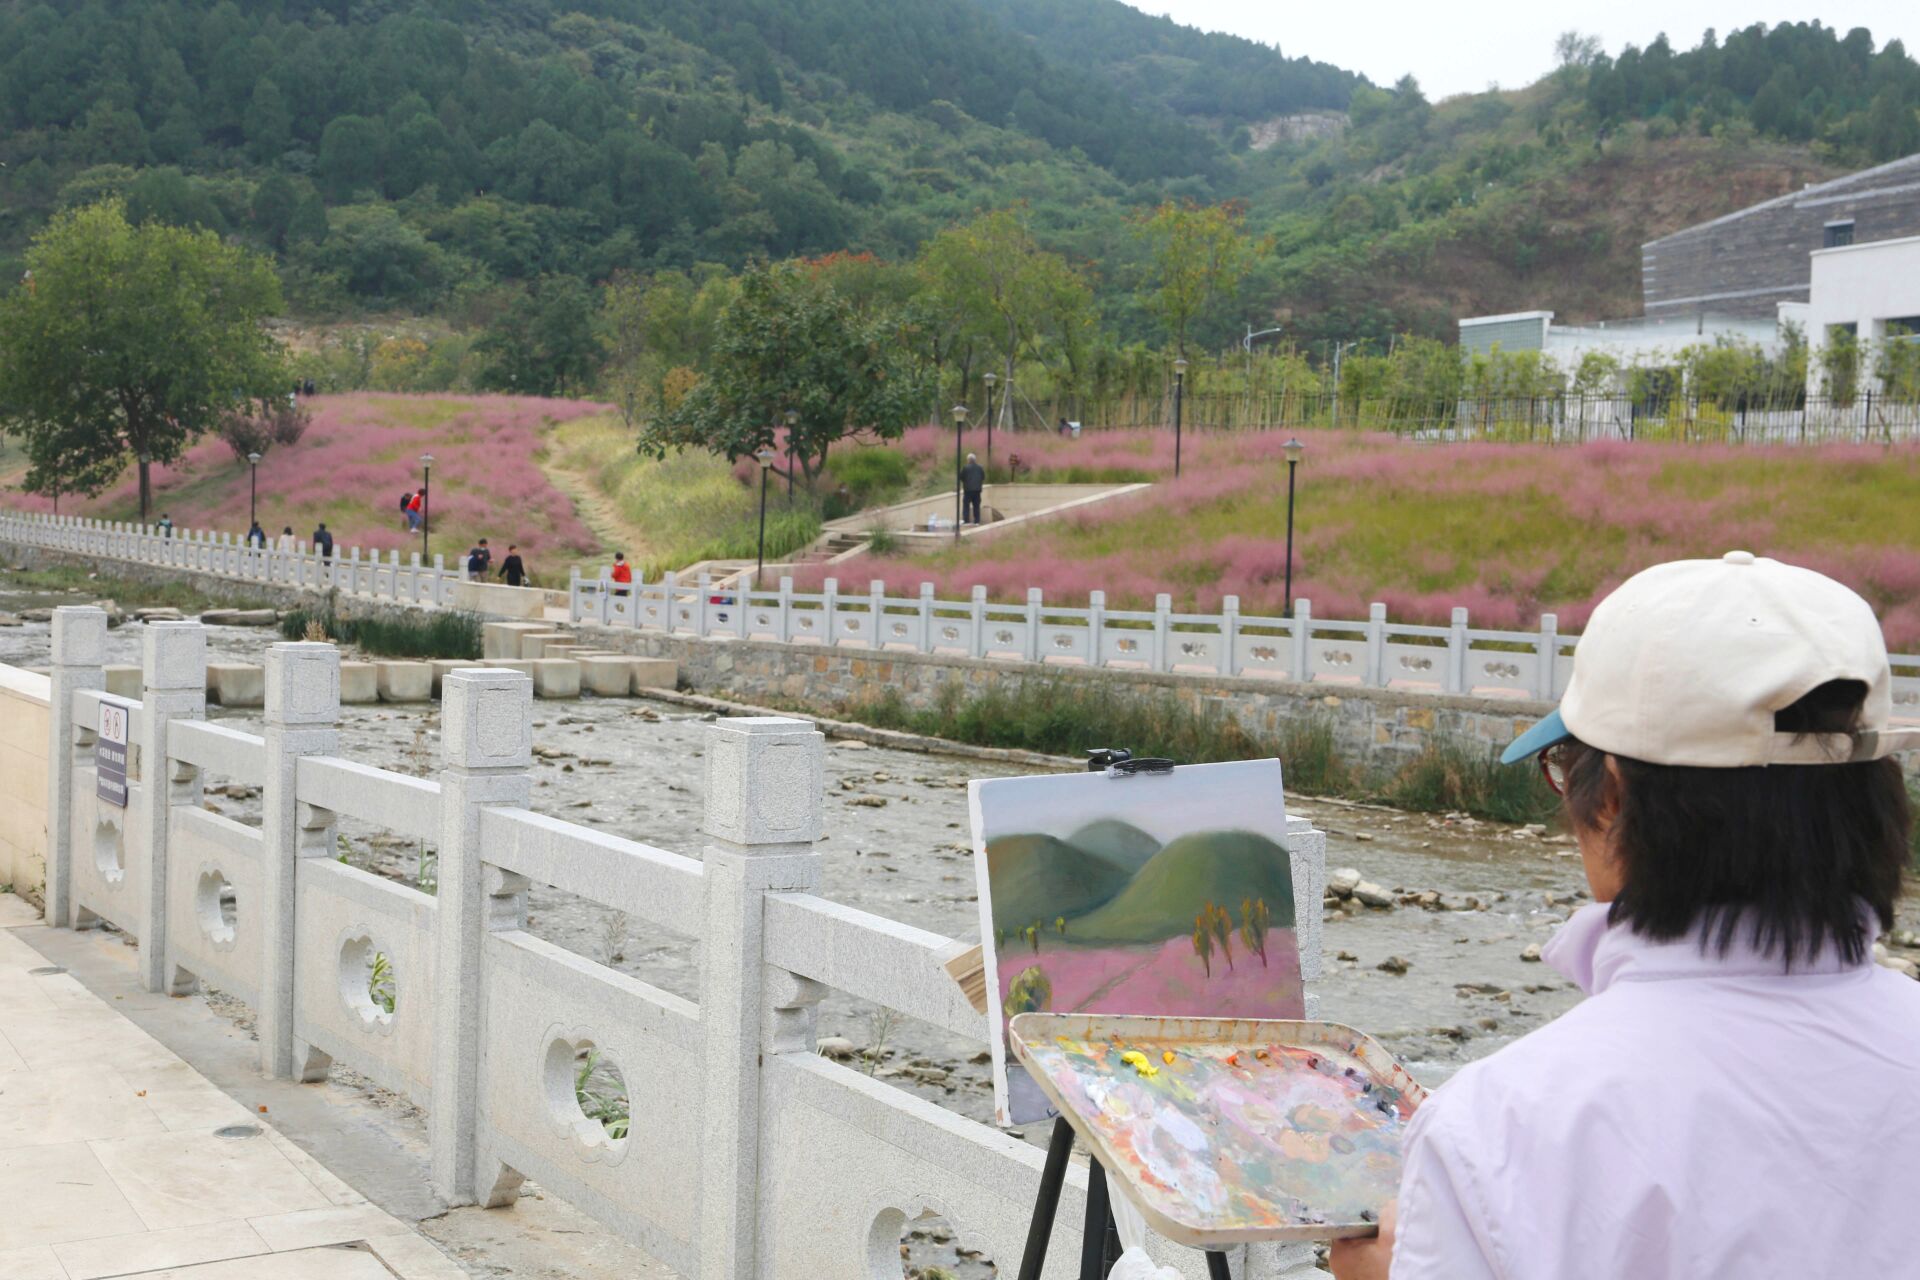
[1016,1116,1234,1280]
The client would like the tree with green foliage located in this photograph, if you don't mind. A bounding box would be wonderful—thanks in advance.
[1135,200,1262,357]
[917,207,1091,424]
[476,275,602,397]
[0,201,286,522]
[646,259,936,483]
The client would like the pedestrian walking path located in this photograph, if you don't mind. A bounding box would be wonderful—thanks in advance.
[0,893,464,1280]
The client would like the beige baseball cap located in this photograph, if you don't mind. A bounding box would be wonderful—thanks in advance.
[1502,551,1920,768]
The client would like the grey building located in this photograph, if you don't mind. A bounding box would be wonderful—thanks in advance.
[1641,152,1920,322]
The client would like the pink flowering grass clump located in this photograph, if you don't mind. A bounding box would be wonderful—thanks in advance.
[12,394,609,571]
[812,425,1920,650]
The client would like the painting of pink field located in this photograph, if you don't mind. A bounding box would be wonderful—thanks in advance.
[997,932,1304,1021]
[970,760,1303,1124]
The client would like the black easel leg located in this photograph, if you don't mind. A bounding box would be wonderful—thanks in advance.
[1016,1117,1075,1280]
[1205,1250,1234,1280]
[1080,1159,1114,1280]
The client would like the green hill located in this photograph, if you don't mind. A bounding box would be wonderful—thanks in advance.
[984,833,1132,935]
[2,4,1915,352]
[1068,829,1296,945]
[1066,819,1162,875]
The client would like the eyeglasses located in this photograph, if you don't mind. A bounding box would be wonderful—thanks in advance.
[1538,744,1570,797]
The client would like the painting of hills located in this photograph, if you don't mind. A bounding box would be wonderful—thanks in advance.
[969,760,1302,1124]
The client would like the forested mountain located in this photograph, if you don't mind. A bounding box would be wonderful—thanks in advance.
[0,1,1917,351]
[966,0,1363,129]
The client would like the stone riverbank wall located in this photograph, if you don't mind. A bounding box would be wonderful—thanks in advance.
[571,619,1548,770]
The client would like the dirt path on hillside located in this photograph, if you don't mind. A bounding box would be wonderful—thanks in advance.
[542,449,645,564]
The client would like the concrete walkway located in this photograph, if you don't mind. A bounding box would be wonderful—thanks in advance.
[0,893,463,1280]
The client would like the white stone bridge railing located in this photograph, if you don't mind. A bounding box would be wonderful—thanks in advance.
[1,509,463,608]
[35,606,1328,1280]
[21,506,1911,714]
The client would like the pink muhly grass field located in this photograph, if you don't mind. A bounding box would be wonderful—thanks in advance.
[805,426,1920,649]
[13,394,607,569]
[1000,932,1304,1020]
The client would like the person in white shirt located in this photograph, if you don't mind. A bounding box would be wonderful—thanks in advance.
[1333,551,1920,1280]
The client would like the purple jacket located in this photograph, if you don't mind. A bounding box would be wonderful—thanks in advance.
[1392,900,1920,1277]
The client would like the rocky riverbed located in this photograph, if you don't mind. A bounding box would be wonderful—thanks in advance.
[7,581,1920,1279]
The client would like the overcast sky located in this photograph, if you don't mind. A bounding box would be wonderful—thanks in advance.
[1125,2,1920,100]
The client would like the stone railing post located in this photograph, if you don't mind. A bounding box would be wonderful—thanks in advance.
[1088,590,1107,668]
[47,607,107,927]
[869,579,886,649]
[735,572,754,639]
[777,577,794,642]
[1152,593,1173,672]
[1536,613,1560,700]
[663,572,680,633]
[1219,594,1240,677]
[1291,598,1312,683]
[969,586,988,658]
[1024,587,1043,663]
[697,572,714,636]
[918,583,935,653]
[1445,607,1470,695]
[821,577,838,644]
[259,641,341,1079]
[431,670,534,1206]
[136,622,206,995]
[1365,603,1387,687]
[698,717,823,1280]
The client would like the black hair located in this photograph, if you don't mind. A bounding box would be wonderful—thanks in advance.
[1561,680,1911,969]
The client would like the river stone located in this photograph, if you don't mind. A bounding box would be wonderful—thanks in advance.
[1328,867,1362,897]
[1352,881,1394,908]
[816,1037,858,1060]
[1520,943,1544,962]
[1377,955,1410,975]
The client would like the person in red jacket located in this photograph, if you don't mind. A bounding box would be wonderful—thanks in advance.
[610,551,633,597]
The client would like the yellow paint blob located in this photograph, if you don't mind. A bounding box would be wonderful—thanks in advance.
[1118,1050,1160,1078]
[1162,1050,1177,1065]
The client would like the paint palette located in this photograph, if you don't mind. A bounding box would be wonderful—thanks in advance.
[1009,1013,1427,1245]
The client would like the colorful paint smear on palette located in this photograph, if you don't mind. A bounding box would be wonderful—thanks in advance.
[1018,1029,1417,1240]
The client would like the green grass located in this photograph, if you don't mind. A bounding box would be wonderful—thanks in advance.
[548,416,823,575]
[844,680,1559,825]
[279,604,482,659]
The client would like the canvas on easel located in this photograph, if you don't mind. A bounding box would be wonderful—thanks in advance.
[969,759,1306,1126]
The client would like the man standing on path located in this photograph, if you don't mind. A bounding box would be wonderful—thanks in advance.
[499,545,528,588]
[404,488,424,531]
[960,452,986,525]
[465,538,492,582]
[610,551,633,596]
[312,522,334,562]
[156,512,173,538]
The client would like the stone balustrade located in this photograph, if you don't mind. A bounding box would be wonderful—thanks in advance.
[32,605,1329,1280]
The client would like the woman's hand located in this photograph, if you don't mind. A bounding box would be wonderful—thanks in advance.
[1329,1200,1396,1280]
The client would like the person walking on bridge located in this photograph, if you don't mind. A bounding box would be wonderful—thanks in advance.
[960,452,985,525]
[610,551,633,597]
[311,522,334,562]
[499,544,529,589]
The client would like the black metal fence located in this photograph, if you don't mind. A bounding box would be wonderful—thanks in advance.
[1071,390,1920,444]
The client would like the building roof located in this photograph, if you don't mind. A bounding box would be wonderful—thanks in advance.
[1641,151,1920,250]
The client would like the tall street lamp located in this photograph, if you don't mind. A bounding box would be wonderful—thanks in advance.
[784,409,797,498]
[419,453,434,562]
[950,404,967,543]
[1173,357,1189,478]
[983,371,997,478]
[247,452,261,530]
[755,446,777,577]
[1283,437,1305,612]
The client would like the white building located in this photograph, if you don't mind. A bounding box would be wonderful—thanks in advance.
[1804,234,1920,395]
[1457,309,1783,389]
